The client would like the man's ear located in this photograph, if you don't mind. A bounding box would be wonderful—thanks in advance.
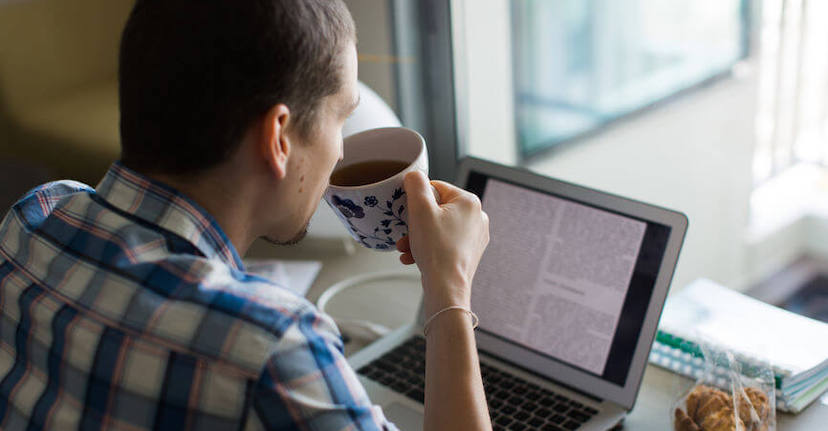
[260,103,292,179]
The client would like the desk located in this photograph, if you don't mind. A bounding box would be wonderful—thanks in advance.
[248,240,828,430]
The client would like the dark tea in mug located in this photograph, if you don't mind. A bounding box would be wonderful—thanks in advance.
[330,160,410,187]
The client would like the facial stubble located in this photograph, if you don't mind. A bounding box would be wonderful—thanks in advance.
[261,222,309,246]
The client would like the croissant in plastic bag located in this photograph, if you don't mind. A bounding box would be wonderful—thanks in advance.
[672,346,775,431]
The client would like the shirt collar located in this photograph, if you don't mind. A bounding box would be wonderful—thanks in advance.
[96,162,245,271]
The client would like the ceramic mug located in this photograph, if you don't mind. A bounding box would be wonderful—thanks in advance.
[324,127,428,250]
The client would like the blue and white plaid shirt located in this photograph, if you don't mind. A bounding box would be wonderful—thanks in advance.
[0,163,397,430]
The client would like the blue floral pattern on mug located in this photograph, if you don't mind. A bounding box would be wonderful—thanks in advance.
[328,188,408,250]
[331,195,364,219]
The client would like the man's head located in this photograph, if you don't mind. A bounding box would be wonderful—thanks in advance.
[119,0,356,176]
[118,0,359,249]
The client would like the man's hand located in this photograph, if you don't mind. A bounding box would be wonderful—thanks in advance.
[396,171,489,316]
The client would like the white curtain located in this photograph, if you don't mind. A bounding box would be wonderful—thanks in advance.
[755,0,828,182]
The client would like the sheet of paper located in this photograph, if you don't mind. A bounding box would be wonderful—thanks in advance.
[244,259,323,298]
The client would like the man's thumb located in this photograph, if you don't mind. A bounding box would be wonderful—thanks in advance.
[404,171,437,213]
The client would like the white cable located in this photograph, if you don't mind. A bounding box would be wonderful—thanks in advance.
[317,271,420,343]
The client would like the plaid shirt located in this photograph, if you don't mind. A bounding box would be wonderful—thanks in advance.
[0,163,397,430]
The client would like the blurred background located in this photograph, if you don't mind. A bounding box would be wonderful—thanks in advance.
[2,0,828,312]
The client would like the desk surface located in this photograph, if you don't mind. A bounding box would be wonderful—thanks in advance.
[248,239,828,430]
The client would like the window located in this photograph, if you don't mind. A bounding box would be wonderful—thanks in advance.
[512,0,749,156]
[753,0,828,183]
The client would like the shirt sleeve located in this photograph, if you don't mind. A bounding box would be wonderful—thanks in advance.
[246,308,399,431]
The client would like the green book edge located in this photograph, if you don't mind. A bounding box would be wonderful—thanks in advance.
[654,330,783,390]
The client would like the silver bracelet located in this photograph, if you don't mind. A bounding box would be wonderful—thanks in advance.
[423,306,479,336]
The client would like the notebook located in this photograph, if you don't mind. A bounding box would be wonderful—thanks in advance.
[650,278,828,412]
[348,157,688,430]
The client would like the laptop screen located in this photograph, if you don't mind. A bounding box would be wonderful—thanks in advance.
[466,172,672,387]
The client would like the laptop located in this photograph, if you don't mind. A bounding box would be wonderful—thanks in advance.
[348,157,688,430]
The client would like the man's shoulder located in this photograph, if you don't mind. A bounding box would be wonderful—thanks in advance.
[64,245,337,374]
[0,180,340,375]
[103,255,343,378]
[3,233,337,377]
[5,179,94,229]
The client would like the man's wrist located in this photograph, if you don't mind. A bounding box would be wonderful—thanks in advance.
[423,306,478,336]
[423,306,477,339]
[421,274,471,317]
[423,293,471,318]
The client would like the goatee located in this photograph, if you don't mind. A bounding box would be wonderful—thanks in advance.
[261,224,309,246]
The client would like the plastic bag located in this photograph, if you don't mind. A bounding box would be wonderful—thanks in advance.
[672,345,776,431]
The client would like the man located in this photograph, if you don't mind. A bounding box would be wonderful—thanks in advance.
[0,1,491,430]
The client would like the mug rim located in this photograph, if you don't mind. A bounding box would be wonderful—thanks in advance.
[327,127,426,191]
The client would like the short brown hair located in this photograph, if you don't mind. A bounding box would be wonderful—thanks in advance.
[118,0,356,175]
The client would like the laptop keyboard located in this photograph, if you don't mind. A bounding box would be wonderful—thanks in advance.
[357,336,600,431]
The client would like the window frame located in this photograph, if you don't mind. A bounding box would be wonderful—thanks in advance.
[390,0,462,182]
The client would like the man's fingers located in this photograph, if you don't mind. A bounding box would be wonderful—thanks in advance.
[429,180,455,198]
[429,180,473,206]
[404,171,438,214]
[396,236,410,253]
[399,253,415,265]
